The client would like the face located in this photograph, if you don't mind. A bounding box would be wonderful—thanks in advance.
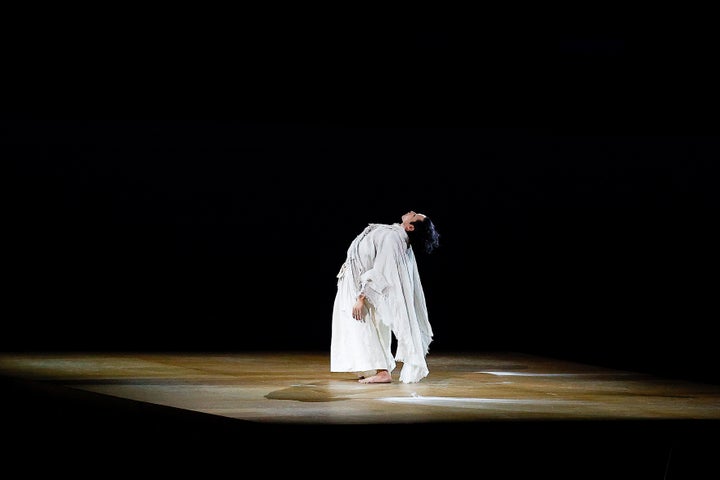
[401,211,426,231]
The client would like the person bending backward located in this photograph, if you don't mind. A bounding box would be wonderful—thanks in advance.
[330,211,441,384]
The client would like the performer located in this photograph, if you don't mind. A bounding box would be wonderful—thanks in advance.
[330,211,440,383]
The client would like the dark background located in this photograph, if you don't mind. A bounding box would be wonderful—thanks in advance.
[4,15,719,384]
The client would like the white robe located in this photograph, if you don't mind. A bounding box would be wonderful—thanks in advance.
[330,223,434,383]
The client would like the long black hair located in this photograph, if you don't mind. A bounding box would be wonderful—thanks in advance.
[407,216,440,254]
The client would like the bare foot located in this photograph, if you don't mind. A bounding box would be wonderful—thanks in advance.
[358,371,392,384]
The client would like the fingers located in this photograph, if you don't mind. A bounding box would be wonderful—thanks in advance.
[352,301,364,321]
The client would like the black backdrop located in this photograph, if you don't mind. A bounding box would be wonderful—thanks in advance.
[4,18,719,384]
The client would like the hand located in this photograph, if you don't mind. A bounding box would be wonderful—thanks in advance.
[352,298,365,321]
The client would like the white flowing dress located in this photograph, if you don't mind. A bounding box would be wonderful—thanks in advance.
[330,223,434,383]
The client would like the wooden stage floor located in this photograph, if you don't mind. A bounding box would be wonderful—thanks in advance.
[2,351,718,478]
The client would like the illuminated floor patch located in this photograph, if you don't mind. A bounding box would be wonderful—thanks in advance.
[378,395,591,407]
[476,371,635,376]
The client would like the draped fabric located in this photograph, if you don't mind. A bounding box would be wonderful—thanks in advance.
[330,223,434,383]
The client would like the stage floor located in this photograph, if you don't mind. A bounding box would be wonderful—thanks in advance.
[2,351,719,478]
[1,350,719,423]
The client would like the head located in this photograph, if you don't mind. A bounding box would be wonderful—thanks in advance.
[401,211,440,254]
